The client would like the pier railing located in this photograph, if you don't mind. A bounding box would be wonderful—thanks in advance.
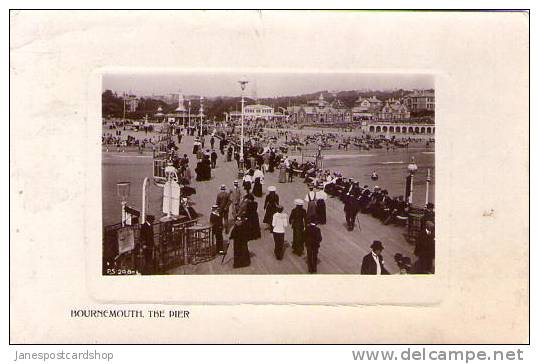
[102,218,215,275]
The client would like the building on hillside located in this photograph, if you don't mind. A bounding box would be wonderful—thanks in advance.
[378,98,411,120]
[352,95,410,121]
[286,93,352,124]
[352,96,380,120]
[403,90,435,111]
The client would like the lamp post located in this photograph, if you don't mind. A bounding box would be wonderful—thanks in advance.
[141,177,149,224]
[199,96,204,137]
[122,92,126,126]
[425,168,431,206]
[238,76,249,172]
[407,157,418,204]
[188,99,191,129]
[116,181,131,227]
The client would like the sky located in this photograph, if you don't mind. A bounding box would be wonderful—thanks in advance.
[102,71,434,98]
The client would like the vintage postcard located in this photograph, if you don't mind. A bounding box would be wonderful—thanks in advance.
[10,10,529,344]
[100,71,436,276]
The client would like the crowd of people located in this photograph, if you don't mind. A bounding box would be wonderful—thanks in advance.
[201,130,435,274]
[208,182,326,273]
[110,117,435,275]
[102,132,158,151]
[219,124,434,152]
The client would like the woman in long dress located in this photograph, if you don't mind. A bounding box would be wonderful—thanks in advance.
[229,217,251,268]
[195,161,204,181]
[263,186,279,231]
[315,189,327,225]
[242,173,252,194]
[305,186,319,224]
[202,155,212,180]
[252,177,263,197]
[192,140,200,155]
[252,168,264,197]
[245,194,261,240]
[268,151,276,172]
[262,152,270,172]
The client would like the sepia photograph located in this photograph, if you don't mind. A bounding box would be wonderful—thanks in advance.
[10,9,529,345]
[101,72,436,276]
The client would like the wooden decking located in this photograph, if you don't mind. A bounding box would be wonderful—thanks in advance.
[164,134,416,275]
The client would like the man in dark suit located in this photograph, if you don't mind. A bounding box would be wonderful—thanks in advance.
[210,150,218,169]
[210,205,224,254]
[421,203,435,229]
[219,137,225,155]
[349,181,361,198]
[215,185,231,233]
[338,178,351,201]
[414,221,435,273]
[361,240,389,275]
[344,193,360,231]
[305,221,322,273]
[229,180,242,220]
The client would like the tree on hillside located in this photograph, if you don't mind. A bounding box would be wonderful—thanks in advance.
[102,89,123,117]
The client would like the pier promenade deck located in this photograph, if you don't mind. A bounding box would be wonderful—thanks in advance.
[103,132,427,274]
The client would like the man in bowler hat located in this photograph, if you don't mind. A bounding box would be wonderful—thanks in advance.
[361,240,389,275]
